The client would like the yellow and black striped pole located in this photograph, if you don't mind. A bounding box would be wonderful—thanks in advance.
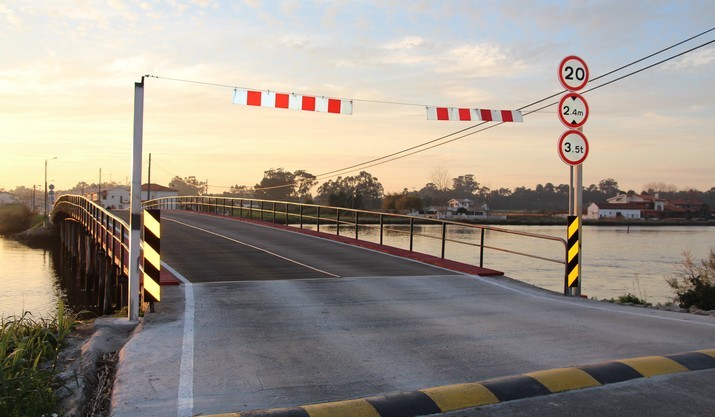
[143,209,161,302]
[566,215,580,294]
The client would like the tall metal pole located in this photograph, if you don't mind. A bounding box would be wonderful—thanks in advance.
[98,168,102,206]
[129,77,145,321]
[44,159,48,217]
[147,153,151,201]
[569,166,574,215]
[574,126,584,297]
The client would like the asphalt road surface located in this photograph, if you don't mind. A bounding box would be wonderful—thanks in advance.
[110,211,715,417]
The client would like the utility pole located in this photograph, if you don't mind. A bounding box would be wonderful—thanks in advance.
[147,153,152,201]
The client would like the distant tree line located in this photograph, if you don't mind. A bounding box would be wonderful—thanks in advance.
[7,169,714,214]
[214,167,715,213]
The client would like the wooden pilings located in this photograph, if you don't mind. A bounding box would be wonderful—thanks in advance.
[58,219,127,314]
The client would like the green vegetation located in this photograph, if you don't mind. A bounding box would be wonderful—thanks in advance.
[616,293,648,305]
[667,250,715,310]
[0,204,42,235]
[602,292,649,305]
[1,302,74,417]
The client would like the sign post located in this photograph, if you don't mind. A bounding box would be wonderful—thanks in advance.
[129,77,144,320]
[557,56,589,296]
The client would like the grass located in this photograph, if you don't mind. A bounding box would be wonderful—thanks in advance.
[1,302,74,417]
[601,292,649,305]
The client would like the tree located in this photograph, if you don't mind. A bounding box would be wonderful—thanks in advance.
[253,168,317,201]
[643,182,678,193]
[598,178,620,196]
[293,170,317,201]
[383,191,422,212]
[169,176,207,196]
[317,171,384,209]
[254,168,296,201]
[430,165,451,192]
[452,174,479,199]
[225,185,253,198]
[396,194,422,212]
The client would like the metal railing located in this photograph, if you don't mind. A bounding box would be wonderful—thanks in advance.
[52,195,130,276]
[145,196,569,291]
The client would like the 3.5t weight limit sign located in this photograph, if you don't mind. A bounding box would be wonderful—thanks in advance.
[558,130,589,166]
[558,56,589,91]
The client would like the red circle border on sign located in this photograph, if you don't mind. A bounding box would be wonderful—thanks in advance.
[558,55,589,91]
[558,130,589,166]
[558,92,589,128]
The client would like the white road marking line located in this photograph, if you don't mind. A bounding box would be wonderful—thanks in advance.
[470,274,715,328]
[162,262,195,417]
[165,217,341,278]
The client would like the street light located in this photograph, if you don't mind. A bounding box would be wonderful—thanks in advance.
[44,157,57,218]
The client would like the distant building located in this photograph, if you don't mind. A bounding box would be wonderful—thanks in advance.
[86,187,130,210]
[448,198,474,212]
[588,193,709,220]
[588,202,644,219]
[0,192,19,205]
[141,183,179,200]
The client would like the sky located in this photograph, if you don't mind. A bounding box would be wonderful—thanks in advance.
[1,0,714,196]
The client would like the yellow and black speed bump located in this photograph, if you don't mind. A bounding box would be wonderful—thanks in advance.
[209,349,715,417]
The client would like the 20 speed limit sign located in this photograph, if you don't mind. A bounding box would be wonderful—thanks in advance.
[558,130,589,166]
[558,55,589,91]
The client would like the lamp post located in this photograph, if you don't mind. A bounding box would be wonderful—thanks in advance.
[44,157,57,218]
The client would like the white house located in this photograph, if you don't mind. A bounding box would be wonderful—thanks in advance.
[93,187,130,210]
[0,192,19,205]
[590,202,644,219]
[447,198,474,212]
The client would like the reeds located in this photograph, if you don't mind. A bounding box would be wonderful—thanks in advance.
[1,302,73,417]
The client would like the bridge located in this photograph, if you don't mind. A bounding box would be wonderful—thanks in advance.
[50,196,715,417]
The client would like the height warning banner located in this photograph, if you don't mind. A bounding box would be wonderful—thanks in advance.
[232,88,353,115]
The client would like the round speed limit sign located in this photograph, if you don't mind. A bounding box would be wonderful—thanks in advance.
[558,130,589,166]
[558,56,589,91]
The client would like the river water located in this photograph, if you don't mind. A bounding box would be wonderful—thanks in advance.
[303,224,714,305]
[0,238,101,318]
[1,225,713,317]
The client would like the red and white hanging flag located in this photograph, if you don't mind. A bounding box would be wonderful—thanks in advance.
[425,107,523,122]
[232,88,353,115]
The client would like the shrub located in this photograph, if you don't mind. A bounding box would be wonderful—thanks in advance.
[616,293,647,305]
[667,250,715,310]
[0,204,34,235]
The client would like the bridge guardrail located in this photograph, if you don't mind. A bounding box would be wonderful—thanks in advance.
[52,195,130,276]
[145,196,571,293]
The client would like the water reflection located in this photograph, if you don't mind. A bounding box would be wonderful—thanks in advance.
[0,237,103,318]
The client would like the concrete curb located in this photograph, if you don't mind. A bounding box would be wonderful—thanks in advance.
[206,349,715,417]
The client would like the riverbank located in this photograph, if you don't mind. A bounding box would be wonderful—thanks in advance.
[10,222,58,248]
[54,317,137,416]
[466,217,715,227]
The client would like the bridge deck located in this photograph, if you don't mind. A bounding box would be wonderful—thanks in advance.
[110,211,715,417]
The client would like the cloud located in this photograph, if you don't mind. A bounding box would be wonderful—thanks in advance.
[662,48,715,71]
[0,3,21,29]
[382,36,426,50]
[107,0,138,21]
